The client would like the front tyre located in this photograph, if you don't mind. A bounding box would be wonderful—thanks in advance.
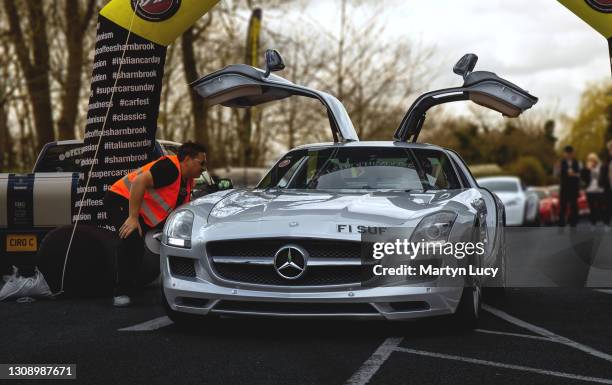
[452,283,481,330]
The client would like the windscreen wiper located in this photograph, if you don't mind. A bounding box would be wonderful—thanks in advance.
[306,147,340,189]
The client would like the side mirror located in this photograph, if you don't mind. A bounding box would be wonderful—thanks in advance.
[264,49,285,77]
[453,53,478,79]
[217,178,233,190]
[144,230,162,254]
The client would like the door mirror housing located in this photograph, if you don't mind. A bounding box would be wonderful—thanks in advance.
[264,49,285,77]
[453,53,478,79]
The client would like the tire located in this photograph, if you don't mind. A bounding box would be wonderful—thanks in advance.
[450,225,483,330]
[136,248,160,286]
[37,225,116,297]
[452,283,481,330]
[484,234,507,301]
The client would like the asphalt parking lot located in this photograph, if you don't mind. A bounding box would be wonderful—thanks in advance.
[2,285,612,385]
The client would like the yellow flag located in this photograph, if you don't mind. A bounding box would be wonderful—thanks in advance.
[558,0,612,74]
[245,9,262,67]
[558,0,612,38]
[100,0,219,46]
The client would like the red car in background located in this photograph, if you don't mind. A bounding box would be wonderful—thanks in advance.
[528,187,559,226]
[546,185,590,220]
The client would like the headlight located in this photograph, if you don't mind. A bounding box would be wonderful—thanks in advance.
[163,210,194,248]
[410,211,457,243]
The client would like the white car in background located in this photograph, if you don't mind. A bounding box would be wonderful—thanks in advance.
[477,176,539,226]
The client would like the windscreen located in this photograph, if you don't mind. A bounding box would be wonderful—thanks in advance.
[35,142,164,173]
[34,143,84,172]
[257,147,461,191]
[479,180,519,192]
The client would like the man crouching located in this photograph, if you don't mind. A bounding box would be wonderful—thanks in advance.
[104,142,207,307]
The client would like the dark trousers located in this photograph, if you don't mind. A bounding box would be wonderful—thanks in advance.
[104,192,151,296]
[606,192,612,226]
[586,192,608,225]
[559,191,578,227]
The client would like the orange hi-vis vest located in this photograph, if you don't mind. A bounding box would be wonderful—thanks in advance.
[110,155,192,227]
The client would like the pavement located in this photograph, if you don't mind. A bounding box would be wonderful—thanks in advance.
[2,285,612,385]
[3,223,612,385]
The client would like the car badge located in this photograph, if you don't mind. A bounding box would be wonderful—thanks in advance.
[273,245,308,280]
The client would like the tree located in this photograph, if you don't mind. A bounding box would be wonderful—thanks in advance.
[506,156,547,186]
[54,0,98,140]
[0,33,17,171]
[421,108,559,185]
[315,0,433,140]
[181,19,212,163]
[562,80,612,161]
[3,0,54,152]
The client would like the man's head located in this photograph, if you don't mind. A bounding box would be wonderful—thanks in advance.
[178,141,207,179]
[563,145,574,160]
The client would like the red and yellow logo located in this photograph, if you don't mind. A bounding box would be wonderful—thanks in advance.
[585,0,612,13]
[131,0,181,22]
[101,0,219,46]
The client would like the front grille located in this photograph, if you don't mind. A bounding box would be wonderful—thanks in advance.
[214,264,363,286]
[169,256,196,277]
[207,239,361,259]
[207,238,363,286]
[215,300,377,314]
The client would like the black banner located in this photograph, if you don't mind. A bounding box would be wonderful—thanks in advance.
[77,16,167,229]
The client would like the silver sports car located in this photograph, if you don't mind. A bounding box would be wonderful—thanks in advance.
[158,51,537,329]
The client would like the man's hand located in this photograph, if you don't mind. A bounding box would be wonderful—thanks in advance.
[119,216,142,239]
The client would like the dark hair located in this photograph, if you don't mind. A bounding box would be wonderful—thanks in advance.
[563,145,574,153]
[178,141,207,161]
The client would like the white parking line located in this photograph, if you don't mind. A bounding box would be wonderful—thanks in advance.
[118,316,173,331]
[394,347,612,385]
[595,289,612,295]
[344,337,403,385]
[483,304,612,363]
[475,328,555,342]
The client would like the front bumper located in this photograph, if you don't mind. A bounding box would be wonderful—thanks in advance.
[161,257,462,321]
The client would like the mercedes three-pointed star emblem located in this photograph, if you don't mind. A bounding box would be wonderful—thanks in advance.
[273,245,309,280]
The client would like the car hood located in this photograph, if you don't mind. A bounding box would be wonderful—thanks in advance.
[197,189,472,226]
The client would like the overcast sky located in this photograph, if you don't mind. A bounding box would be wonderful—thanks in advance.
[275,0,611,119]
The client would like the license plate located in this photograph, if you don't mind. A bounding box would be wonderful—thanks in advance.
[6,234,37,252]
